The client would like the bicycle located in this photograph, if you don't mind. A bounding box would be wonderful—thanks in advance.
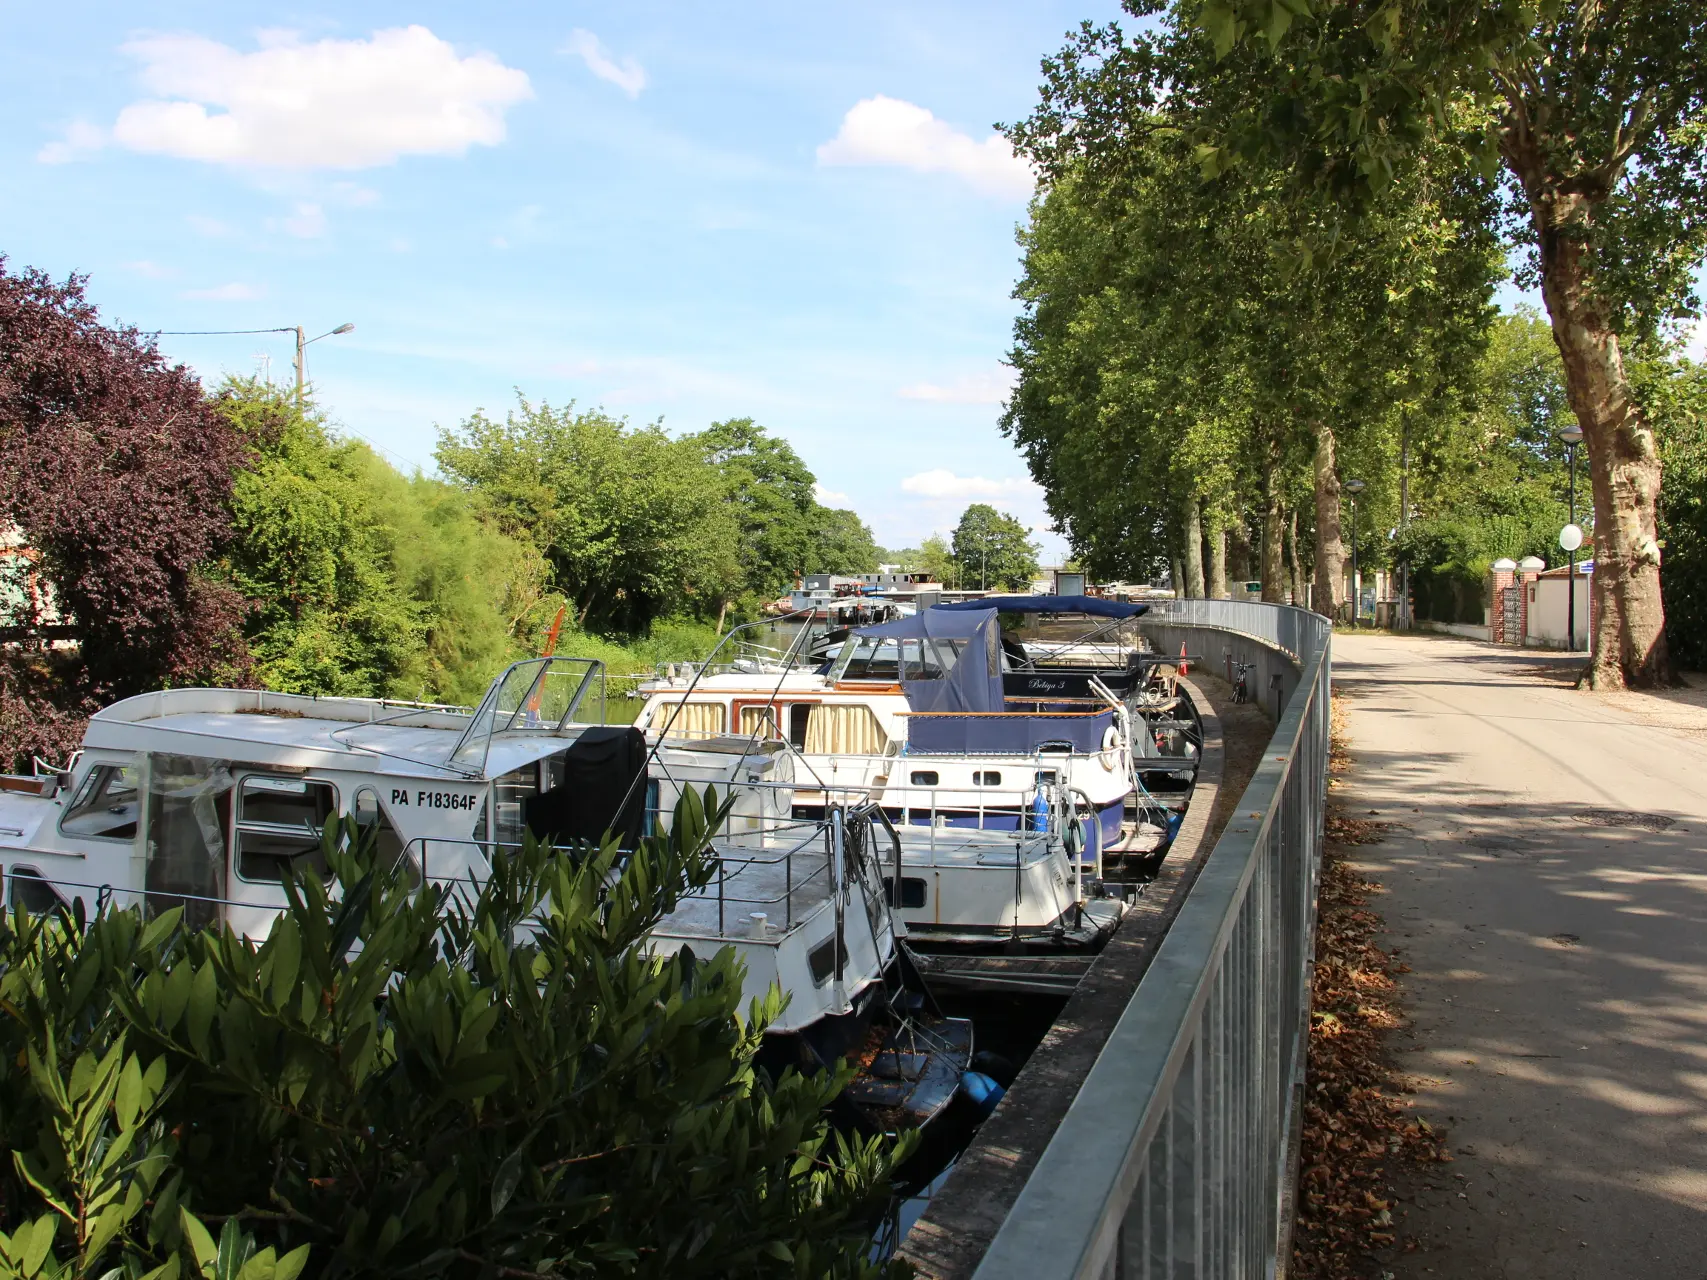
[1231,660,1255,704]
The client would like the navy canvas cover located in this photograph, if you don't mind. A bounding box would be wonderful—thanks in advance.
[935,594,1147,620]
[907,707,1115,755]
[853,608,1005,713]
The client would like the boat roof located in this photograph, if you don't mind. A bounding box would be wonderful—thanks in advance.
[934,594,1147,620]
[83,687,587,781]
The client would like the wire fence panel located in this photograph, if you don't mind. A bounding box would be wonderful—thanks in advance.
[972,602,1331,1280]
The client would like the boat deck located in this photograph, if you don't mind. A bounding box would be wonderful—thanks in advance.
[889,825,1056,869]
[655,826,837,940]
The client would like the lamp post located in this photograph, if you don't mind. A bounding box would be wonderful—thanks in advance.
[1344,478,1366,626]
[155,322,355,408]
[294,323,355,410]
[1560,424,1585,652]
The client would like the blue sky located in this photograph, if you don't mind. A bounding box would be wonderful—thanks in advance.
[2,3,1144,560]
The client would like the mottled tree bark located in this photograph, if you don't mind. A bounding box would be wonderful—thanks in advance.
[1207,517,1228,599]
[1287,507,1306,608]
[1506,132,1670,688]
[1228,515,1255,586]
[1182,499,1206,598]
[1312,427,1344,619]
[1261,473,1286,604]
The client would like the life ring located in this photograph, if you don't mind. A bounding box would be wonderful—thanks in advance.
[1099,725,1120,772]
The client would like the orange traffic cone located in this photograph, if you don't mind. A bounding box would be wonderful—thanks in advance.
[1178,642,1189,676]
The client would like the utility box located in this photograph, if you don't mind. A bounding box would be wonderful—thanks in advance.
[1053,571,1087,596]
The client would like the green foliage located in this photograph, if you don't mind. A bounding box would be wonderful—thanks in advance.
[0,793,909,1279]
[690,418,818,605]
[806,508,880,576]
[950,505,1039,592]
[1649,355,1707,668]
[436,398,741,635]
[218,381,543,705]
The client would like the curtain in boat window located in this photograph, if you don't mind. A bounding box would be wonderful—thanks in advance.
[739,705,783,739]
[657,701,725,739]
[145,754,234,930]
[802,704,885,755]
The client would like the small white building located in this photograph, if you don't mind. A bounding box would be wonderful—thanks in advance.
[1525,562,1593,651]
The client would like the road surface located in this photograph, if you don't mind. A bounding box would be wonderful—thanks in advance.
[1333,632,1707,1279]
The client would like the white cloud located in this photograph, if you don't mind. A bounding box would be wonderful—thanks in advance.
[898,367,1017,405]
[180,281,262,301]
[277,202,326,237]
[814,482,852,507]
[563,29,647,98]
[1686,317,1707,363]
[125,260,176,279]
[186,213,232,237]
[37,121,105,163]
[900,470,1042,501]
[817,96,1035,199]
[72,26,531,169]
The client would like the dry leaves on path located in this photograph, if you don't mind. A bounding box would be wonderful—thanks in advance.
[1291,696,1449,1280]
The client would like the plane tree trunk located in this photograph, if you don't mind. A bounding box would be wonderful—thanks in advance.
[1311,427,1344,619]
[1506,124,1670,688]
[1182,499,1206,598]
[1207,515,1228,599]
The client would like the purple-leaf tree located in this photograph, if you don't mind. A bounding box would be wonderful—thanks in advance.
[0,260,248,770]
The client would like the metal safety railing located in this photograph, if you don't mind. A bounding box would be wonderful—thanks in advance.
[968,600,1331,1280]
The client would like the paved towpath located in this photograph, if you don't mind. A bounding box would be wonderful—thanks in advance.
[1332,632,1707,1279]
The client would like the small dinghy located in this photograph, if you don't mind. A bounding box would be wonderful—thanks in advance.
[843,1014,975,1135]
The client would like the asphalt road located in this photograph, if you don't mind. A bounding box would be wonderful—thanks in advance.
[1333,632,1707,1279]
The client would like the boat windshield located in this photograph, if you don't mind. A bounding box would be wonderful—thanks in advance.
[829,635,964,683]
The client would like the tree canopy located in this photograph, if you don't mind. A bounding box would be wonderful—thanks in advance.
[0,262,249,768]
[951,505,1041,591]
[1003,19,1499,607]
[1173,0,1707,684]
[220,381,546,707]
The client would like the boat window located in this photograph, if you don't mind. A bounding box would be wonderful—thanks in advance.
[7,867,68,916]
[352,788,420,887]
[808,937,838,986]
[881,876,928,909]
[235,776,336,883]
[492,763,539,850]
[802,705,885,755]
[972,770,1002,787]
[146,755,235,929]
[910,770,940,787]
[788,704,812,749]
[656,701,726,740]
[59,764,140,840]
[830,636,901,681]
[738,705,783,740]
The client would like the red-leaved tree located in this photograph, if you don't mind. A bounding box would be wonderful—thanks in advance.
[0,260,249,770]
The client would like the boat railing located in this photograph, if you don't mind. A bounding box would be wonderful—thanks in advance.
[401,794,892,939]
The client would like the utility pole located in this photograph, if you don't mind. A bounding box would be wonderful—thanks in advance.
[154,323,353,413]
[1561,425,1585,651]
[1344,478,1366,626]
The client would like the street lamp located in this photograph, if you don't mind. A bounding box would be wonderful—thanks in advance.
[295,323,355,410]
[154,322,355,409]
[1344,478,1366,626]
[1560,424,1585,652]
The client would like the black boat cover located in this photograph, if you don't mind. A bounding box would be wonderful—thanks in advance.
[522,725,647,849]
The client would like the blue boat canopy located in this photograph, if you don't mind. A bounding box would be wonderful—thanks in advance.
[934,594,1148,620]
[849,607,1005,713]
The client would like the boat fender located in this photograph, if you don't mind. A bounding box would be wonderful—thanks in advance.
[1099,725,1120,771]
[961,1070,1006,1118]
[1028,791,1049,832]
